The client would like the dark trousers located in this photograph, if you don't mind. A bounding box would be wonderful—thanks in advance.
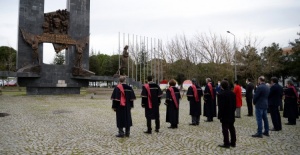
[279,101,283,111]
[147,118,160,131]
[246,97,253,115]
[206,117,213,121]
[222,122,236,146]
[270,106,282,130]
[288,117,296,124]
[118,127,130,135]
[192,115,200,125]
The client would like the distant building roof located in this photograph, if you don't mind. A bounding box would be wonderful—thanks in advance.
[282,46,293,55]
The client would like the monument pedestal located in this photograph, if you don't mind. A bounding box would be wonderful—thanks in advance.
[26,87,80,95]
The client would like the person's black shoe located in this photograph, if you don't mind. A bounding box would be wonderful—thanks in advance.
[196,123,199,126]
[263,132,269,136]
[218,144,230,148]
[115,134,124,138]
[144,130,152,134]
[155,129,159,133]
[285,123,296,125]
[205,120,212,122]
[189,123,196,126]
[230,144,236,147]
[270,128,280,131]
[251,133,263,138]
[125,134,130,137]
[235,116,241,118]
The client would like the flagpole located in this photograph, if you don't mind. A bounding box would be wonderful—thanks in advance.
[118,32,120,75]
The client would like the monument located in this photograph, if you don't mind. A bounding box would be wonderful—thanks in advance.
[113,45,129,78]
[17,0,94,95]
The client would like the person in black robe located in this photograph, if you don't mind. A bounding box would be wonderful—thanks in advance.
[218,80,236,148]
[204,78,216,122]
[111,76,136,137]
[165,79,181,128]
[141,75,163,134]
[268,77,283,131]
[245,78,255,116]
[283,80,298,125]
[187,78,203,125]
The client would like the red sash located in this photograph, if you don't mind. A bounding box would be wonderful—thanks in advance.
[169,87,179,109]
[117,84,126,106]
[191,84,199,102]
[144,84,152,109]
[208,83,214,100]
[288,85,298,100]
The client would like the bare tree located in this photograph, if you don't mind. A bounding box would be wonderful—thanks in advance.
[193,32,233,64]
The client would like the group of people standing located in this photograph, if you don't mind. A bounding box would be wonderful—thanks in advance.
[110,75,299,149]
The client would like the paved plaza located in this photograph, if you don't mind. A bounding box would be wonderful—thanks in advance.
[0,89,299,154]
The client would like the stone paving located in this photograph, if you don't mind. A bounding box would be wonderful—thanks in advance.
[0,91,299,155]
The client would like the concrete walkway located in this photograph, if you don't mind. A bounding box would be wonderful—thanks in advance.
[0,93,299,154]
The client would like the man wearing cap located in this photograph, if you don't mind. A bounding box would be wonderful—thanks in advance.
[111,76,136,138]
[187,78,203,125]
[141,75,163,134]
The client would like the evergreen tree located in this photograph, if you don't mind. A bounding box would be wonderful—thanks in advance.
[53,52,65,65]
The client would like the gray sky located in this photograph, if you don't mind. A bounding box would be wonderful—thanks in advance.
[0,0,299,63]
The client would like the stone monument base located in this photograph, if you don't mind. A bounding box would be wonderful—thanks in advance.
[26,87,81,95]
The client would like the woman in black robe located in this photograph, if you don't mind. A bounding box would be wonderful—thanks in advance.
[165,79,181,128]
[283,80,298,125]
[187,78,203,125]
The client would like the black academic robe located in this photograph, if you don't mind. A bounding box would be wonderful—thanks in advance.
[141,82,163,119]
[218,89,236,123]
[111,84,136,128]
[187,84,203,116]
[165,86,181,125]
[283,86,298,119]
[203,83,216,118]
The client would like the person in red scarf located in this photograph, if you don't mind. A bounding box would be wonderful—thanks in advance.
[204,78,216,122]
[111,76,136,138]
[283,79,298,125]
[141,76,163,134]
[165,79,181,128]
[187,78,203,125]
[233,81,242,118]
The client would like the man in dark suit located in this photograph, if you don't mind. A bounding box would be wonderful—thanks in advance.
[218,80,236,148]
[245,78,254,116]
[252,76,270,138]
[268,77,283,131]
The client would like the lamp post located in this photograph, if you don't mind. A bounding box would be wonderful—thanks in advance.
[227,31,237,81]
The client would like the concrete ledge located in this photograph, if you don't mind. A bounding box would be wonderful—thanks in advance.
[0,71,40,77]
[26,87,80,95]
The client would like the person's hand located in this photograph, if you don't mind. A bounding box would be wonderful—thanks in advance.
[164,102,168,105]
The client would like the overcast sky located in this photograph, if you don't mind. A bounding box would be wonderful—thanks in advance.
[0,0,299,63]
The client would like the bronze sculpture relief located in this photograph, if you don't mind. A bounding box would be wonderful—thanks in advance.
[19,9,93,76]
